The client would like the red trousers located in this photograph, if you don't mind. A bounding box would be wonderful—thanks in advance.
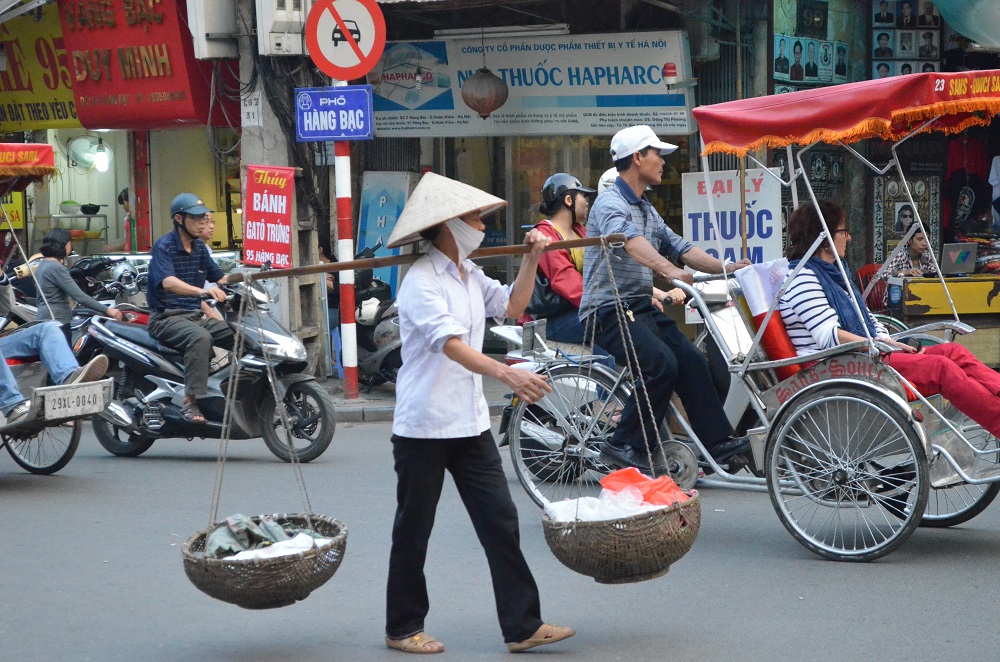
[888,343,1000,437]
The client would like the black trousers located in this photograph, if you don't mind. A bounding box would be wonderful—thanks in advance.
[148,310,234,397]
[595,301,734,451]
[386,430,543,643]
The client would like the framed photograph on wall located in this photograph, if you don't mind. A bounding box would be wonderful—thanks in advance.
[774,34,790,81]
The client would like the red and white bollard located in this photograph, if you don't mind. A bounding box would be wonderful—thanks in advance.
[333,81,359,399]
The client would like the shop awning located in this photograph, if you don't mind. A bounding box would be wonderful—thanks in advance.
[0,144,57,193]
[932,0,1000,49]
[693,70,1000,157]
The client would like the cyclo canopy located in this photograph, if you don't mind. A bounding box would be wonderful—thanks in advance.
[692,70,1000,157]
[0,143,57,194]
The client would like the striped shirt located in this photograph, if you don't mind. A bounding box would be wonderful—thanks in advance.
[579,177,692,317]
[147,228,223,312]
[778,265,888,356]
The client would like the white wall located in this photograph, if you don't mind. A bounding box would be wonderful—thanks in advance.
[149,127,219,240]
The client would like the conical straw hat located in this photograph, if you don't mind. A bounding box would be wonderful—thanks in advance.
[387,172,507,248]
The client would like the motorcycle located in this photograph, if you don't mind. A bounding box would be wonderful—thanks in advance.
[0,256,150,334]
[353,237,402,387]
[81,282,337,463]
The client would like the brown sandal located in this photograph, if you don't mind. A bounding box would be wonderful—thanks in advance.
[180,402,206,424]
[385,632,445,654]
[507,624,575,653]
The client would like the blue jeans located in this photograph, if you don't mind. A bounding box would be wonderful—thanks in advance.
[0,322,79,411]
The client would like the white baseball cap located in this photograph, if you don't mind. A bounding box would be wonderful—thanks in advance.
[609,125,678,160]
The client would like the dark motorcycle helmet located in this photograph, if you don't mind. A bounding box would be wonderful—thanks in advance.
[541,173,596,209]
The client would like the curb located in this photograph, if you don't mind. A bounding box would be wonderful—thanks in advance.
[319,379,511,424]
[330,401,509,423]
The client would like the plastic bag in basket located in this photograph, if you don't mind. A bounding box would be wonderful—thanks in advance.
[600,467,690,506]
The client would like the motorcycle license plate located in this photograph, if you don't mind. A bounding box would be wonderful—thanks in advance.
[41,381,109,420]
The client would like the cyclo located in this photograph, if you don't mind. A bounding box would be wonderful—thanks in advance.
[0,143,113,475]
[501,70,1000,562]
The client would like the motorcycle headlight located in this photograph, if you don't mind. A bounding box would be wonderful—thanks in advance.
[263,338,308,362]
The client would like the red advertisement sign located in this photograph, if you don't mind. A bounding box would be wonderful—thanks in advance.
[55,0,238,129]
[243,165,295,268]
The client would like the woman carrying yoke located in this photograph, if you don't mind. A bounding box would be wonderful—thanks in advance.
[383,173,575,655]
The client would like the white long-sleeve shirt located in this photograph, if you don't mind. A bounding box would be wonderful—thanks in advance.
[778,265,887,356]
[392,246,510,438]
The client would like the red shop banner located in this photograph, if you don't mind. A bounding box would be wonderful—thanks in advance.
[243,165,295,268]
[55,0,238,129]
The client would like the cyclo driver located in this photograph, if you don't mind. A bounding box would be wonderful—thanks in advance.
[147,193,234,424]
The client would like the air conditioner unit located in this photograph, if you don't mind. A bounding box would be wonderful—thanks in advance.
[256,0,312,56]
[186,1,238,59]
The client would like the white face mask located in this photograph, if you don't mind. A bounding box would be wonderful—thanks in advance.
[446,217,485,261]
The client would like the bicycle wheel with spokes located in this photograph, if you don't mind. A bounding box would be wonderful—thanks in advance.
[5,420,82,475]
[922,423,1000,528]
[766,383,928,562]
[509,364,627,508]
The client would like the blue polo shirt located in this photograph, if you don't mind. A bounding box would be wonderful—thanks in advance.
[579,176,693,317]
[147,228,223,312]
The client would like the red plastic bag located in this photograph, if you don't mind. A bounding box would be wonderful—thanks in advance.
[600,467,690,506]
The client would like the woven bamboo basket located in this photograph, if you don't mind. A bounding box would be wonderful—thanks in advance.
[542,492,700,584]
[181,513,347,609]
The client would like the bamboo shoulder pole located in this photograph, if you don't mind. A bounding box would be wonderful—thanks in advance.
[226,234,627,283]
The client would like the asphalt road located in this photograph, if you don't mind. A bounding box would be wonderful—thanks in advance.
[3,420,1000,661]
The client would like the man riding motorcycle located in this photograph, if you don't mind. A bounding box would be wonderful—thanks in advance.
[146,193,233,425]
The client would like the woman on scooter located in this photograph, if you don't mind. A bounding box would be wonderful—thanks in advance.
[35,228,123,335]
[521,172,684,348]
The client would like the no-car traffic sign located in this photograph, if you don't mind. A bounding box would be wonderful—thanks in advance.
[305,0,386,80]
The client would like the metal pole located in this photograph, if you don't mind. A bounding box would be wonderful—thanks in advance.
[332,79,359,399]
[735,0,748,260]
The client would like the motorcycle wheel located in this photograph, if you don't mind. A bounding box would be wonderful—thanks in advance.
[93,416,155,457]
[4,421,81,475]
[92,369,156,457]
[261,380,336,463]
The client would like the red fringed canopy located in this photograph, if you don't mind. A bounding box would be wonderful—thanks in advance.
[0,144,57,193]
[693,70,1000,157]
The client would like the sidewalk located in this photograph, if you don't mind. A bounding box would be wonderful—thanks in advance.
[318,373,513,422]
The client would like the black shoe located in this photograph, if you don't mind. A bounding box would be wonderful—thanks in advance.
[601,442,666,474]
[706,435,751,463]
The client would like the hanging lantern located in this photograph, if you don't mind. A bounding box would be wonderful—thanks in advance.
[461,67,509,119]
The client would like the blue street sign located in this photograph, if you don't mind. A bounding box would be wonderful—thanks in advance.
[294,85,374,142]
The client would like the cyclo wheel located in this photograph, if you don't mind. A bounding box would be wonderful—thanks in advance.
[922,429,1000,528]
[5,420,82,475]
[509,363,626,508]
[766,382,929,562]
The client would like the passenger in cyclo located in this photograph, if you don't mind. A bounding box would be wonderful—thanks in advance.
[0,323,109,425]
[877,224,938,307]
[384,173,573,654]
[779,199,1000,437]
[520,172,686,353]
[581,124,752,473]
[146,193,234,424]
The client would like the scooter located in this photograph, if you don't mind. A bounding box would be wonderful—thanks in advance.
[353,237,402,387]
[82,282,337,463]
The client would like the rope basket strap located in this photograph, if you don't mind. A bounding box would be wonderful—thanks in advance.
[542,493,701,584]
[181,513,348,610]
